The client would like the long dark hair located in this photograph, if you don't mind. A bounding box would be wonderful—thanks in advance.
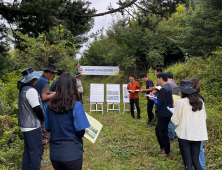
[48,73,80,114]
[190,78,200,92]
[181,92,203,112]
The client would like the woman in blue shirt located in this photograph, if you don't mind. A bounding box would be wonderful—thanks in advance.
[44,73,90,170]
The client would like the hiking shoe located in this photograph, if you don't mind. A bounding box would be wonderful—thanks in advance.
[170,139,174,143]
[146,122,152,127]
[158,152,169,157]
[42,158,50,164]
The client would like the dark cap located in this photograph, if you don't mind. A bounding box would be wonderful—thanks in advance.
[76,72,81,77]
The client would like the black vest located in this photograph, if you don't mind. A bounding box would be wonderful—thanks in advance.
[18,86,42,128]
[155,84,173,117]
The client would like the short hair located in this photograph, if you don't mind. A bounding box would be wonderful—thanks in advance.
[155,67,162,72]
[140,73,147,78]
[57,68,66,76]
[129,74,134,77]
[166,72,173,79]
[157,72,168,82]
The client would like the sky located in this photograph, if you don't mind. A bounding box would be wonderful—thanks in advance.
[76,0,120,58]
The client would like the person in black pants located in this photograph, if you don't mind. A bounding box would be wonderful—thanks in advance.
[127,74,141,119]
[149,73,173,157]
[140,73,155,127]
[172,80,208,170]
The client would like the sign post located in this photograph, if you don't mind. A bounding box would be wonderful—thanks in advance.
[79,66,120,76]
[90,83,104,114]
[106,84,120,113]
[122,84,137,114]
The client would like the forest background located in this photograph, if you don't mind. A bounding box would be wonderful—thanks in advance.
[0,0,222,169]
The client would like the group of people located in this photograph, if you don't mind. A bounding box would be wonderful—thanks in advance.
[18,64,87,170]
[127,67,208,170]
[17,63,208,170]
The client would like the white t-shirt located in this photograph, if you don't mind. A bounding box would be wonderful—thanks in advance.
[21,88,40,132]
[171,98,208,141]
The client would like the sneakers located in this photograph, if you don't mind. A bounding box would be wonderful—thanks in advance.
[41,158,50,164]
[169,139,174,143]
[158,152,170,157]
[146,122,152,127]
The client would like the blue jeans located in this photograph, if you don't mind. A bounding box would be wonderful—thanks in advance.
[168,121,175,140]
[199,141,205,170]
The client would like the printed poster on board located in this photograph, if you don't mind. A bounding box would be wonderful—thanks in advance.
[90,83,104,103]
[123,84,130,103]
[106,84,120,103]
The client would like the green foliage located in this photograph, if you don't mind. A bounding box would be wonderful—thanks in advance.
[0,0,96,50]
[83,15,184,75]
[0,71,21,116]
[9,25,78,72]
[166,1,222,57]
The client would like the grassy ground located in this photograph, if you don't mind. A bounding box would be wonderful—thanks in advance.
[41,75,185,170]
[41,72,221,170]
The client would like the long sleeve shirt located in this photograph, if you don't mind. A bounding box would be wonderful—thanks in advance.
[171,98,208,141]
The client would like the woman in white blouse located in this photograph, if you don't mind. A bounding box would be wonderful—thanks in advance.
[171,80,208,170]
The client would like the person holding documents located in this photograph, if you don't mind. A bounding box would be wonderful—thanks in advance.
[44,73,90,170]
[152,67,162,95]
[171,80,208,170]
[149,73,173,157]
[140,73,155,127]
[166,72,178,142]
[127,74,141,119]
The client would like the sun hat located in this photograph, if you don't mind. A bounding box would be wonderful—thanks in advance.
[174,80,197,94]
[76,72,81,78]
[42,64,58,73]
[18,67,42,84]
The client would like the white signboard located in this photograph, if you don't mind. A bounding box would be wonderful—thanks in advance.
[106,84,120,103]
[90,84,104,103]
[123,84,130,103]
[78,66,120,75]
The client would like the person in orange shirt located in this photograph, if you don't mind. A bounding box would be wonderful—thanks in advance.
[127,74,141,119]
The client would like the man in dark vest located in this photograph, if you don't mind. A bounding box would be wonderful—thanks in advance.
[149,72,173,157]
[18,67,44,170]
[38,64,57,145]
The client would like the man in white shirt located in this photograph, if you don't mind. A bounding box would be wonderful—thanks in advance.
[18,67,44,170]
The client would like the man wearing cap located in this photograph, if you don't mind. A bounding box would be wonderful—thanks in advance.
[76,72,83,104]
[18,67,44,170]
[50,68,66,92]
[38,64,57,146]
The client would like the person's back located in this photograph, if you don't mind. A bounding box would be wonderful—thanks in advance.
[172,80,208,170]
[167,80,178,95]
[44,73,90,170]
[173,98,208,141]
